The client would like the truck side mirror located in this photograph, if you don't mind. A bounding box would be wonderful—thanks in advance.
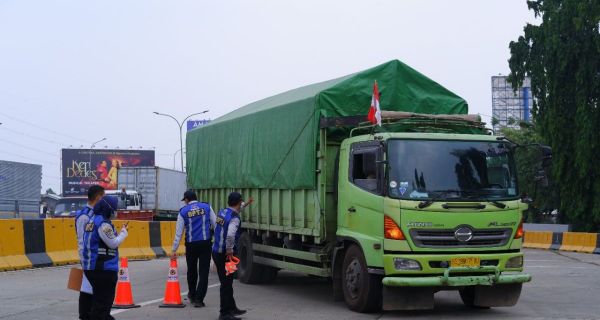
[534,169,549,187]
[540,145,552,168]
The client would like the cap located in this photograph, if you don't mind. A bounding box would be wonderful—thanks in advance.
[181,190,197,201]
[227,192,243,206]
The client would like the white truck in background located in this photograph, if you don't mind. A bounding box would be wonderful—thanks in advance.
[117,167,187,220]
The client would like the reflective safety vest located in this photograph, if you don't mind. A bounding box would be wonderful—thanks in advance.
[81,215,119,271]
[212,208,241,254]
[180,201,212,243]
[75,206,93,236]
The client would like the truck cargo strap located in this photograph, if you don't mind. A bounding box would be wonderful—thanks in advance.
[382,266,531,287]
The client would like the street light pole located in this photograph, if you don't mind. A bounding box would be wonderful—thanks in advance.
[153,110,208,172]
[173,148,184,170]
[90,137,107,168]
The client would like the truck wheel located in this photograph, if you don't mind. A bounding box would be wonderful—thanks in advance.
[459,287,490,309]
[237,232,263,284]
[460,284,522,308]
[341,244,382,313]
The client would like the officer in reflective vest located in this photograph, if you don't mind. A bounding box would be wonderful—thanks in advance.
[82,195,128,320]
[75,185,104,320]
[212,192,252,320]
[171,190,217,308]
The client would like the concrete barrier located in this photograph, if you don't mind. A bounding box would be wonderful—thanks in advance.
[0,220,31,270]
[0,219,187,271]
[550,232,563,250]
[523,231,552,249]
[112,220,155,260]
[149,221,166,258]
[23,219,53,267]
[44,218,78,265]
[521,230,600,255]
[158,221,185,256]
[160,221,173,255]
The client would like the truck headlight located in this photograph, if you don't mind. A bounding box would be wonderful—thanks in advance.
[506,256,523,268]
[393,258,422,271]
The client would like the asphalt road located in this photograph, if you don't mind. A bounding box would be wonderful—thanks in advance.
[1,249,599,320]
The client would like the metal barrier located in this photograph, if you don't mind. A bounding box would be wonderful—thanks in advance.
[0,199,41,219]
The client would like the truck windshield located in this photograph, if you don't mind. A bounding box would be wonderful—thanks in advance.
[54,199,87,216]
[387,139,518,201]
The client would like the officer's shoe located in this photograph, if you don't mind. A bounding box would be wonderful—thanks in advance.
[218,313,241,320]
[232,308,247,316]
[193,300,206,308]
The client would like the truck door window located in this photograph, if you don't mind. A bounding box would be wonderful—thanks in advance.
[350,147,381,194]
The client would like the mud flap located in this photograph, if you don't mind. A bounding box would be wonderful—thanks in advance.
[382,286,434,311]
[474,283,522,307]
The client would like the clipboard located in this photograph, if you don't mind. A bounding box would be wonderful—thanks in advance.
[67,267,84,291]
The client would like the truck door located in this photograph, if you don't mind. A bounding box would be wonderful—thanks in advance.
[338,141,385,245]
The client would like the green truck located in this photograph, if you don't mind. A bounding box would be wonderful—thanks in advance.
[187,60,545,312]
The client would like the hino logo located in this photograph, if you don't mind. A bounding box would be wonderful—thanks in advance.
[454,227,473,242]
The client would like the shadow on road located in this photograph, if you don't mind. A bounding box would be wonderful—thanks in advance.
[238,271,515,319]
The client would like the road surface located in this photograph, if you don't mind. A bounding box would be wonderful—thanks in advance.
[1,249,599,319]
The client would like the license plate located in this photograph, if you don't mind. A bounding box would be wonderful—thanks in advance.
[450,257,480,268]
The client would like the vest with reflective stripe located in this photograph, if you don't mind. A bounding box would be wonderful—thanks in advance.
[180,201,212,243]
[81,215,119,271]
[212,208,241,254]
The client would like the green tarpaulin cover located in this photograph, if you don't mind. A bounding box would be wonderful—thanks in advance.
[187,60,468,190]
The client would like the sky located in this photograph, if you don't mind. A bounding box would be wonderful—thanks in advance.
[0,0,537,193]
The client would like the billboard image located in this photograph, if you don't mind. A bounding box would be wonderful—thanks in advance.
[62,149,155,196]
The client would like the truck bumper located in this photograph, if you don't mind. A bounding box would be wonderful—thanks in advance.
[381,266,530,311]
[382,266,532,287]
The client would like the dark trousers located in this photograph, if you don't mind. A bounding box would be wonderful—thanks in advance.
[185,240,212,303]
[212,252,237,315]
[84,270,118,320]
[78,292,93,320]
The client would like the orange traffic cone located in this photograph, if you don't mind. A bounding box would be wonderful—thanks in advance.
[159,258,186,308]
[113,257,140,309]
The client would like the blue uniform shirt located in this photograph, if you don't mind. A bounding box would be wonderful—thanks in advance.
[212,208,242,254]
[81,215,119,271]
[179,201,212,243]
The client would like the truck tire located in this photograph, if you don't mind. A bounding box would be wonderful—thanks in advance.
[460,284,522,308]
[237,232,264,284]
[341,244,382,313]
[459,287,489,309]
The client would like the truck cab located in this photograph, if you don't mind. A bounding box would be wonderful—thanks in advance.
[104,189,142,211]
[335,131,531,311]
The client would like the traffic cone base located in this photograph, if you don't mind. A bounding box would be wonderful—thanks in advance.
[113,257,141,309]
[159,258,186,308]
[113,304,141,309]
[158,303,186,308]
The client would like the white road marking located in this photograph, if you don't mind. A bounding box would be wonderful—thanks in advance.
[110,283,220,315]
[525,260,559,262]
[526,266,598,269]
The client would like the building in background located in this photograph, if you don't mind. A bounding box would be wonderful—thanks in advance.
[0,160,42,218]
[491,75,533,132]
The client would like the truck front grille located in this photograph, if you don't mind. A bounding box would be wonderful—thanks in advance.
[409,228,512,248]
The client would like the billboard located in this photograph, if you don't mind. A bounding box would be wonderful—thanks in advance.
[187,119,211,131]
[61,149,155,196]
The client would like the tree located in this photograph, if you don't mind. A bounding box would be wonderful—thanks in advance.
[45,188,56,195]
[491,117,500,128]
[508,0,600,231]
[500,123,560,223]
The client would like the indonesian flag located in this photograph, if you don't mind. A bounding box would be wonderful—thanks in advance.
[367,81,382,126]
